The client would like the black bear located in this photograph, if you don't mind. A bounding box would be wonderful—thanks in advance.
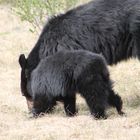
[19,50,124,119]
[26,0,140,78]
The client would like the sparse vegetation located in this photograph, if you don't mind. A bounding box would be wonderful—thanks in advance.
[0,1,140,140]
[15,0,78,32]
[0,0,16,5]
[0,0,79,32]
[0,0,90,33]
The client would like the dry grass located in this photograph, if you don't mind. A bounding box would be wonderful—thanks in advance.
[0,3,140,140]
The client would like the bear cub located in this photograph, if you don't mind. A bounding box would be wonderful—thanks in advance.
[19,50,124,119]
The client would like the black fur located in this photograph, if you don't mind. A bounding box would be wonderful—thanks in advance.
[19,54,31,98]
[19,50,124,119]
[26,0,140,76]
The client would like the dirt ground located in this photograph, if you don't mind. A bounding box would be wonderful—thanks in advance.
[0,4,140,140]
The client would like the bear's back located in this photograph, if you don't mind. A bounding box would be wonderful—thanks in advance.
[34,50,107,78]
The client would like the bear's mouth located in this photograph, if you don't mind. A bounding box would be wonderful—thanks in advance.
[25,97,33,111]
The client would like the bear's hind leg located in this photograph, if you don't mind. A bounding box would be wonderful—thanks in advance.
[63,94,77,117]
[82,91,107,119]
[108,90,124,115]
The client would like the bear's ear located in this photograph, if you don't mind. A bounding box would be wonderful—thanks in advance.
[19,54,27,69]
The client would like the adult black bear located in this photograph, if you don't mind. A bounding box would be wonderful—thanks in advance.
[19,50,124,119]
[26,0,140,77]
